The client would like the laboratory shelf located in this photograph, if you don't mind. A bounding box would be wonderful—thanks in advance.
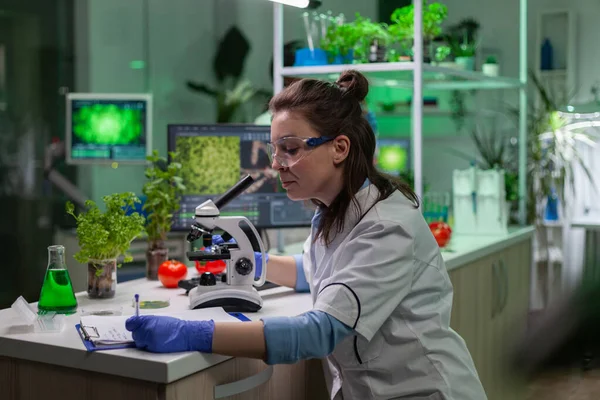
[272,0,528,225]
[281,62,524,91]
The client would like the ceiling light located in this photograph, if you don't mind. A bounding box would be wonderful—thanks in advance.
[269,0,322,9]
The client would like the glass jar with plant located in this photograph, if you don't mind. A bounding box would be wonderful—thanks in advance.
[388,1,448,63]
[142,150,186,280]
[65,192,145,299]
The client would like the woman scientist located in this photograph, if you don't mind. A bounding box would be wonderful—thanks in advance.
[126,70,487,399]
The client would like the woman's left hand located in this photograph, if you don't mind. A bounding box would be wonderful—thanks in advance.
[125,315,214,353]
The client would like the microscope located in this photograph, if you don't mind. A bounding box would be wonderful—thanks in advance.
[180,175,267,312]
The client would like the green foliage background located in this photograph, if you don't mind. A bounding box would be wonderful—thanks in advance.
[177,136,240,195]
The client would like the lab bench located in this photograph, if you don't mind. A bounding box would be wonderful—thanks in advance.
[0,226,533,400]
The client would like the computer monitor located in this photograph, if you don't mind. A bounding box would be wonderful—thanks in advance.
[376,138,410,175]
[167,124,314,231]
[65,93,152,164]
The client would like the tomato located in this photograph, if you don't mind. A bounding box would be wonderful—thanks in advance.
[194,247,227,275]
[429,221,452,248]
[195,260,227,275]
[158,259,188,288]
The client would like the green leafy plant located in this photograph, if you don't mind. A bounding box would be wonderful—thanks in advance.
[142,150,186,251]
[448,38,477,57]
[389,1,448,42]
[485,55,498,64]
[187,26,271,123]
[65,193,145,273]
[352,13,393,63]
[321,20,362,62]
[509,71,597,223]
[435,45,452,63]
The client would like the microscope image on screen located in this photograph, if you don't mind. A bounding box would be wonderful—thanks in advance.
[176,135,241,195]
[168,124,314,230]
[66,94,151,164]
[240,141,283,194]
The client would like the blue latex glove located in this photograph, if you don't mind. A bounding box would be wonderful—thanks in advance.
[212,235,268,279]
[125,315,214,353]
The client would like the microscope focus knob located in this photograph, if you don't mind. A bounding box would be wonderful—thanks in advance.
[199,272,217,286]
[235,257,253,276]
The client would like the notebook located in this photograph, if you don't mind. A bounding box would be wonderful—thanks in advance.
[77,308,247,351]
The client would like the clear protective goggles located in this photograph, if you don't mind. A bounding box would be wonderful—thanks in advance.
[267,135,334,168]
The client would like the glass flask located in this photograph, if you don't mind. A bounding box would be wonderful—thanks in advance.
[38,245,78,314]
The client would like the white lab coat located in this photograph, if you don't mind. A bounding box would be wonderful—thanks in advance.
[303,184,487,400]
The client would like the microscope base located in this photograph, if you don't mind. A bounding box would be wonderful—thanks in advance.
[189,284,263,313]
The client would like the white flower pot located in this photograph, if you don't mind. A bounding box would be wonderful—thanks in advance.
[482,63,499,77]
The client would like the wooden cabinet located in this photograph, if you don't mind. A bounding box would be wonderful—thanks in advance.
[448,239,532,400]
[0,356,328,400]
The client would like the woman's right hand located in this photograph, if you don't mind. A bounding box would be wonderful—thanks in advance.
[212,235,269,279]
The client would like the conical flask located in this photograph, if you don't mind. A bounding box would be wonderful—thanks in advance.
[38,245,78,314]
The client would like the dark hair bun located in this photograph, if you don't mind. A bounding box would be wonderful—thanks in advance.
[336,70,369,103]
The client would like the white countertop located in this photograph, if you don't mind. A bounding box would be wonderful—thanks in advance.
[274,226,535,271]
[0,226,533,384]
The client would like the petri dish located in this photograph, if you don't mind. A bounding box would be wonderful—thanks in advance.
[80,304,123,316]
[132,296,170,309]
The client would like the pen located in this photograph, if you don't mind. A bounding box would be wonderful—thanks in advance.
[135,294,139,317]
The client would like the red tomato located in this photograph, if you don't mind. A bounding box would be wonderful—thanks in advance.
[195,260,227,275]
[194,247,227,275]
[429,222,452,248]
[158,259,188,288]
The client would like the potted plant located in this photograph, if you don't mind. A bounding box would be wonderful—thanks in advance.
[142,150,186,280]
[351,14,393,63]
[65,193,145,299]
[482,55,499,76]
[321,21,361,64]
[388,1,448,63]
[449,40,477,71]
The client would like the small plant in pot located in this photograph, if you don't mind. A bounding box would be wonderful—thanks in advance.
[321,20,361,64]
[482,55,499,76]
[65,193,145,299]
[142,150,186,280]
[389,1,448,63]
[352,13,392,63]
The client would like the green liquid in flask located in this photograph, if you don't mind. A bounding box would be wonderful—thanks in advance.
[38,245,78,314]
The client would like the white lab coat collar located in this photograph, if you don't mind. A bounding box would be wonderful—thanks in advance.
[313,179,380,248]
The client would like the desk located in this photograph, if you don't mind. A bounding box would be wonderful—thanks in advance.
[0,227,534,400]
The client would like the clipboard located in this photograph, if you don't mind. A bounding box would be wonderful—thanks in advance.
[75,312,251,352]
[76,324,136,352]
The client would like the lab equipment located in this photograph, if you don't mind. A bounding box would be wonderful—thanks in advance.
[37,245,78,314]
[453,166,508,235]
[65,93,152,165]
[11,296,66,333]
[135,294,140,316]
[167,124,313,230]
[422,192,450,224]
[183,175,268,312]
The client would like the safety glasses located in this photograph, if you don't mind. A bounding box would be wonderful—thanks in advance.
[267,135,334,168]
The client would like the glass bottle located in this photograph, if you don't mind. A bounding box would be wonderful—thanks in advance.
[38,245,78,314]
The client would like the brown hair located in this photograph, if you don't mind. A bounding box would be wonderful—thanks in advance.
[269,70,419,246]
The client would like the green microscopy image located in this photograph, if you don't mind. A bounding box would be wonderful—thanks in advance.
[72,104,143,144]
[177,136,241,195]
